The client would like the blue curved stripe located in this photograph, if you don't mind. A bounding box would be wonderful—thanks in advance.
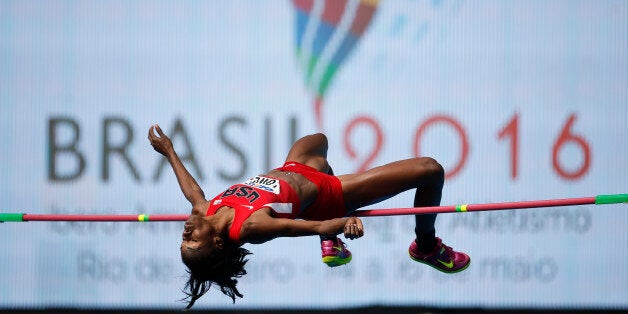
[295,8,308,50]
[330,32,358,68]
[311,20,336,57]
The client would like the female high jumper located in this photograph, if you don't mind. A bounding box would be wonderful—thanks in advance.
[148,124,470,309]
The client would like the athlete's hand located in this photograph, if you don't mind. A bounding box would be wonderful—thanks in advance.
[148,124,174,156]
[343,217,364,240]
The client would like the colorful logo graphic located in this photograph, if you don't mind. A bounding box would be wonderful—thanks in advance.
[292,0,379,129]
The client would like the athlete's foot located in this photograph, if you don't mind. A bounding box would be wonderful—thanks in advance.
[321,237,352,267]
[409,237,470,273]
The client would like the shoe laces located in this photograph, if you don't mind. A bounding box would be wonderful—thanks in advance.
[335,238,346,247]
[438,242,455,259]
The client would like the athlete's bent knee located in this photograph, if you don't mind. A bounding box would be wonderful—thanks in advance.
[417,157,444,182]
[311,132,328,143]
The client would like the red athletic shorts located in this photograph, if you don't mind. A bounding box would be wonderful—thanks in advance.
[276,161,347,221]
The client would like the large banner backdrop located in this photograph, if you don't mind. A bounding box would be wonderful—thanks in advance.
[1,0,626,310]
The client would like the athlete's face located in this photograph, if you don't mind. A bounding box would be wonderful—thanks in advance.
[181,214,214,253]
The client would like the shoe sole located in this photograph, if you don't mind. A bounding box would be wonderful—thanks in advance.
[322,255,352,267]
[409,253,471,274]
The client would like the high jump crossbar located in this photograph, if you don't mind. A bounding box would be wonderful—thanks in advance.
[0,194,626,222]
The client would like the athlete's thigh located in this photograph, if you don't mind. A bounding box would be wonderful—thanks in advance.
[338,158,442,210]
[284,133,330,172]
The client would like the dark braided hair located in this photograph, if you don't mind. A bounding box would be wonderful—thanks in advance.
[180,245,252,309]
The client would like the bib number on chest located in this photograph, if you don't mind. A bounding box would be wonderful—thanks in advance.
[243,176,280,194]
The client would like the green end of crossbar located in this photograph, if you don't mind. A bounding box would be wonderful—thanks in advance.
[595,194,628,205]
[0,213,25,222]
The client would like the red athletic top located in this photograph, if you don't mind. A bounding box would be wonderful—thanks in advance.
[206,175,301,243]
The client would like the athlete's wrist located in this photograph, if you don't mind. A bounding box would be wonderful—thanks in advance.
[318,218,345,237]
[164,147,178,160]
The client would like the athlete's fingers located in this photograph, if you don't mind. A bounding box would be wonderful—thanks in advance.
[155,124,165,137]
[344,223,360,239]
[343,224,350,238]
[356,224,364,238]
[148,125,156,142]
[343,223,352,239]
[355,218,364,236]
[348,218,363,239]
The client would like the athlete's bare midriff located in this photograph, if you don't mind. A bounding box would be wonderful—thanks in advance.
[266,169,318,210]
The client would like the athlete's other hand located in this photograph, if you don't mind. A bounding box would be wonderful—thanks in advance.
[148,124,174,156]
[343,217,364,240]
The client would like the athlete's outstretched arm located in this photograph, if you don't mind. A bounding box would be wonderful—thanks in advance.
[148,124,206,206]
[242,216,364,244]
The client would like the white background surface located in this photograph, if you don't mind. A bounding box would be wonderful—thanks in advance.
[0,0,626,309]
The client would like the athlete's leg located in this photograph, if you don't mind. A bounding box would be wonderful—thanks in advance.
[338,157,442,244]
[284,134,348,266]
[338,157,469,273]
[338,157,443,211]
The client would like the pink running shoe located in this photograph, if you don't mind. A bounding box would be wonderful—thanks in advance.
[321,237,352,267]
[409,237,470,273]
